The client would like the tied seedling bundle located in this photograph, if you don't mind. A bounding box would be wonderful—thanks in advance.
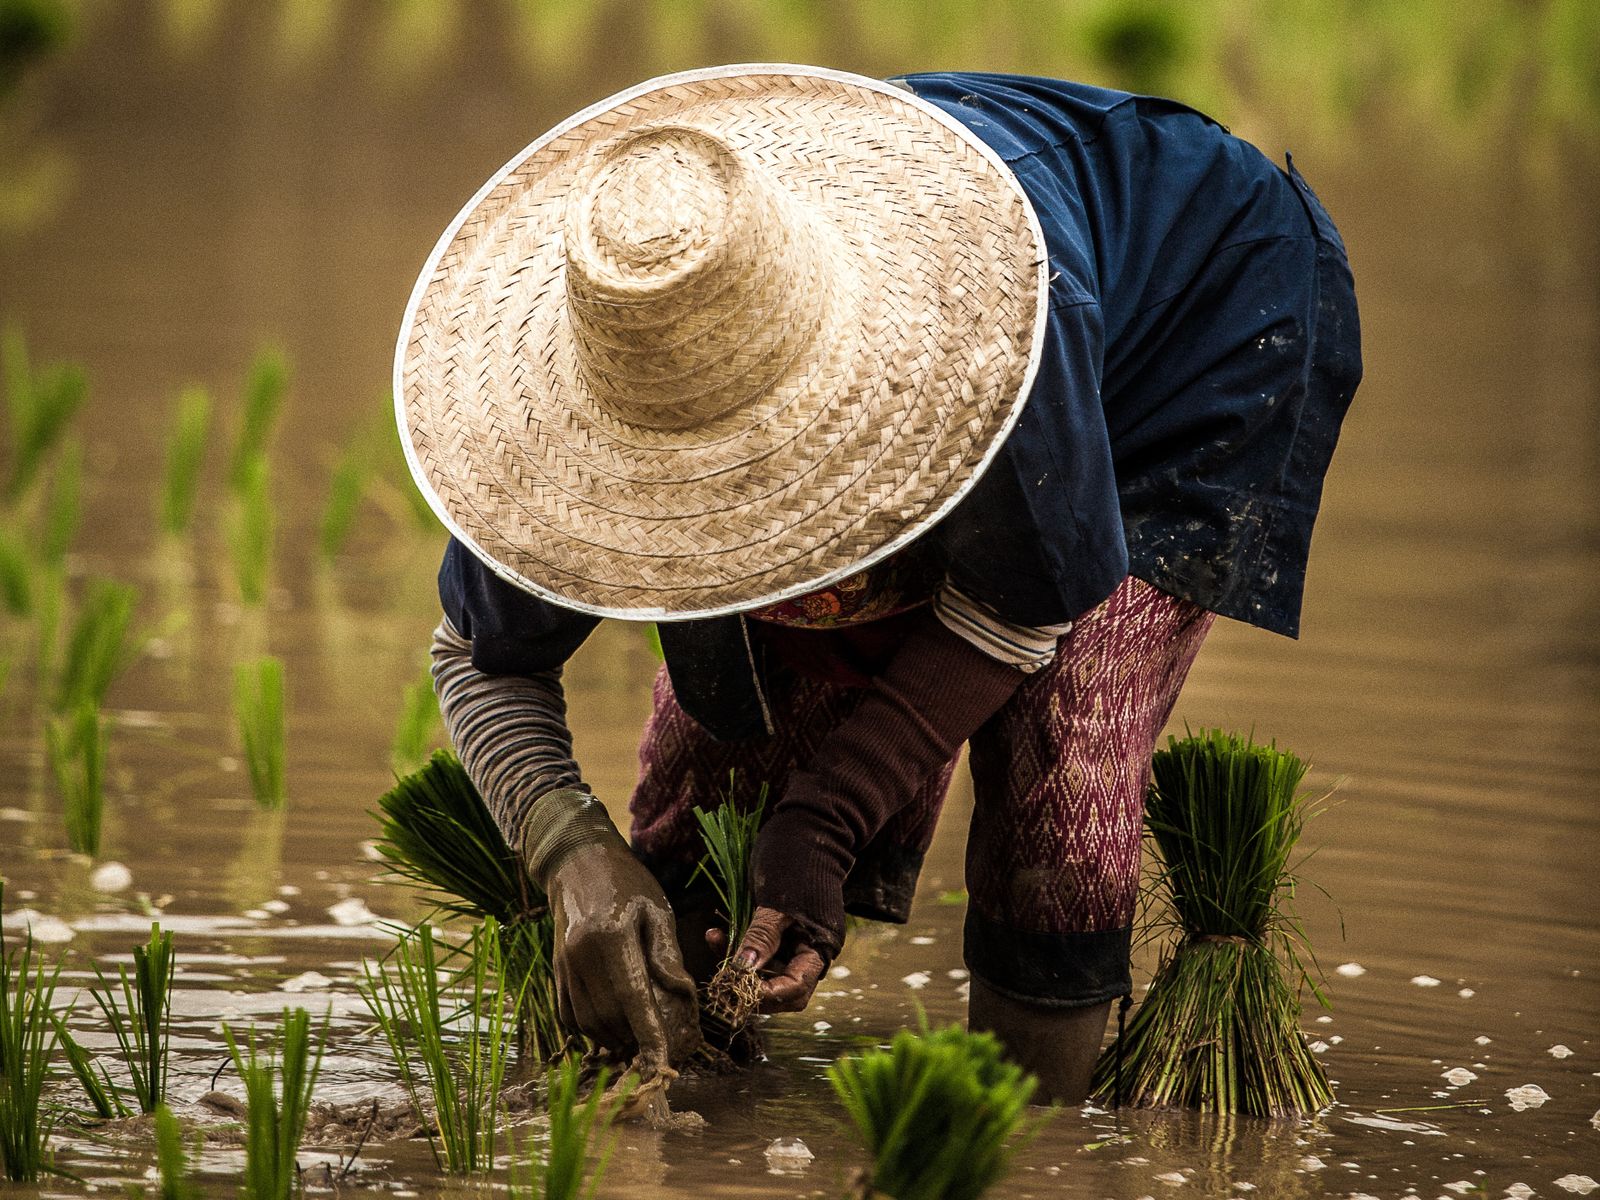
[691,786,765,1046]
[1091,729,1334,1118]
[830,1021,1041,1200]
[371,750,566,1065]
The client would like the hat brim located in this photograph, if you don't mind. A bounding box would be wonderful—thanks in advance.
[396,64,1048,621]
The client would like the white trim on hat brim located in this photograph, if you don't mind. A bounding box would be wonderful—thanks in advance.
[394,62,1050,623]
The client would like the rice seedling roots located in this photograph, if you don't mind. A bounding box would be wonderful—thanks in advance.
[698,959,764,1063]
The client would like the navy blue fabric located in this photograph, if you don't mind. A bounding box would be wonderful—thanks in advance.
[905,71,1362,634]
[436,71,1362,735]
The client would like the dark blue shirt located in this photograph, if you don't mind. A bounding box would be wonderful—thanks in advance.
[900,71,1361,634]
[439,73,1363,739]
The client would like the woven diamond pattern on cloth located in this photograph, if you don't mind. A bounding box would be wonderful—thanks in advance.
[966,575,1214,935]
[628,574,1211,936]
[629,664,956,922]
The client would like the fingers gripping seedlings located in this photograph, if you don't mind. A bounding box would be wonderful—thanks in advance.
[691,781,766,1037]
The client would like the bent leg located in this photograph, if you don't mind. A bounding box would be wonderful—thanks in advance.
[964,576,1214,1102]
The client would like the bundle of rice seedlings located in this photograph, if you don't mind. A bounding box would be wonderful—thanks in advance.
[158,386,212,535]
[359,920,512,1174]
[1,328,87,503]
[229,454,274,606]
[88,923,175,1113]
[1089,729,1334,1118]
[388,662,443,775]
[233,656,286,809]
[692,786,765,1035]
[507,1057,630,1200]
[227,348,287,493]
[47,700,105,856]
[224,1007,326,1200]
[372,750,566,1063]
[53,578,137,713]
[829,1021,1040,1200]
[0,882,67,1182]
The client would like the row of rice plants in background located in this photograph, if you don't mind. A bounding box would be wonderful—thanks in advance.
[317,412,443,561]
[389,659,443,774]
[2,327,85,503]
[234,657,287,809]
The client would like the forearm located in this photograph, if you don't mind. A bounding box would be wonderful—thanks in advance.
[430,617,615,882]
[755,611,1029,954]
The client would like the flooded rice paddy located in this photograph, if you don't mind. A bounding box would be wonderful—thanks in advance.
[2,9,1598,1199]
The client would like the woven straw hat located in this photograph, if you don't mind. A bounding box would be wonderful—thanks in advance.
[396,64,1047,619]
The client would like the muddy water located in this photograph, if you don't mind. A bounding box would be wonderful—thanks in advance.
[2,9,1598,1199]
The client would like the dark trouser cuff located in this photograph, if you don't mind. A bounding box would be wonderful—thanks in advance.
[963,909,1132,1009]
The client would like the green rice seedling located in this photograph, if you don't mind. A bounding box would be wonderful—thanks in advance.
[359,920,512,1174]
[47,700,105,856]
[158,386,212,535]
[0,528,30,615]
[0,881,66,1181]
[229,453,273,606]
[228,348,287,493]
[224,1007,327,1200]
[54,1019,129,1119]
[1,328,87,503]
[54,578,137,713]
[233,656,287,809]
[389,662,442,775]
[829,1021,1040,1200]
[1090,729,1334,1117]
[89,923,175,1113]
[39,437,80,567]
[372,751,568,1063]
[692,783,765,1034]
[317,444,367,560]
[507,1057,630,1200]
[148,1103,197,1200]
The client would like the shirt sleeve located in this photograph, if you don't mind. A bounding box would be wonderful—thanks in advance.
[430,615,588,856]
[933,584,1073,673]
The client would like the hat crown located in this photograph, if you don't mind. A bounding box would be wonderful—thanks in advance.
[561,125,832,431]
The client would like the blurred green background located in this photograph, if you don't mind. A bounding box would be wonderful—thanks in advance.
[4,0,1599,236]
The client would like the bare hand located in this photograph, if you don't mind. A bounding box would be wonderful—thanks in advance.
[707,905,827,1014]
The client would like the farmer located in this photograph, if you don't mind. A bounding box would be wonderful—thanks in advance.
[395,66,1361,1102]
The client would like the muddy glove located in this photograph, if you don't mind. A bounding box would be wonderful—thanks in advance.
[739,611,1027,1005]
[524,789,701,1068]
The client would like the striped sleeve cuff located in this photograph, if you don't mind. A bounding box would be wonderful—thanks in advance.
[933,586,1072,673]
